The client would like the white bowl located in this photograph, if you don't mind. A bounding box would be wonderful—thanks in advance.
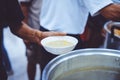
[41,36,78,55]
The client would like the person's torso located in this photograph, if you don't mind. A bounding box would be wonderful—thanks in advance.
[0,0,24,28]
[40,0,89,34]
[40,0,113,34]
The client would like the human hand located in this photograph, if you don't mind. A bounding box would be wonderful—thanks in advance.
[41,31,66,39]
[34,30,66,45]
[100,3,120,21]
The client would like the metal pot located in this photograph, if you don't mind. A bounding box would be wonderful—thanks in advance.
[104,21,120,49]
[42,48,120,80]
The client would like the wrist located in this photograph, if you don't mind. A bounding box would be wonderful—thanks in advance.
[34,29,43,40]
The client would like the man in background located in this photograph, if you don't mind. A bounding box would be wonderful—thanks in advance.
[19,0,42,80]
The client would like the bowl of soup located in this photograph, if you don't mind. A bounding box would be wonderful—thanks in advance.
[41,36,78,55]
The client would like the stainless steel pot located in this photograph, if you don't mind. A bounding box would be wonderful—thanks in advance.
[42,48,120,80]
[104,21,120,49]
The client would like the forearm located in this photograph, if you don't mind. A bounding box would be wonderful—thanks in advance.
[10,22,66,44]
[10,22,42,44]
[100,3,120,21]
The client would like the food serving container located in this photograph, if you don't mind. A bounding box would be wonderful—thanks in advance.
[41,36,78,55]
[42,48,120,80]
[104,21,120,49]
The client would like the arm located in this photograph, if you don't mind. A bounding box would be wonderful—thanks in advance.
[100,3,120,21]
[10,21,41,44]
[7,0,66,44]
[10,22,66,44]
[19,1,34,47]
[84,0,120,21]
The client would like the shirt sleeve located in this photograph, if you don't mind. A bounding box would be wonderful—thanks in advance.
[6,0,24,27]
[83,0,113,16]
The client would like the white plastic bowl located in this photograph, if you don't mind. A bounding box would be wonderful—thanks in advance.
[41,36,78,55]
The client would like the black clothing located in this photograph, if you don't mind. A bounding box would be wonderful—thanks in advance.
[0,0,24,27]
[0,0,24,79]
[31,26,83,80]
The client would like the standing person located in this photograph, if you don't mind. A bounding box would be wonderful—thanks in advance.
[0,0,66,79]
[86,0,120,48]
[38,0,120,78]
[19,0,43,80]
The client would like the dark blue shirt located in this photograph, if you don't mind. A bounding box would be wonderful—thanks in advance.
[0,0,24,79]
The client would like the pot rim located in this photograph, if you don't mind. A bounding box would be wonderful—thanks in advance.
[104,21,120,38]
[42,48,120,80]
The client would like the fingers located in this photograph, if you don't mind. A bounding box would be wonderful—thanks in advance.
[51,31,66,36]
[34,30,66,45]
[42,31,66,38]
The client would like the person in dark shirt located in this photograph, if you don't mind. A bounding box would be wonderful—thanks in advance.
[0,0,66,79]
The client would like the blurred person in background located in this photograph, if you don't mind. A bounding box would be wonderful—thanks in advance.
[85,0,120,48]
[38,0,120,79]
[86,0,120,48]
[19,0,43,80]
[0,0,66,79]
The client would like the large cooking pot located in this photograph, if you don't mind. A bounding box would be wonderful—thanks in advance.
[42,48,120,80]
